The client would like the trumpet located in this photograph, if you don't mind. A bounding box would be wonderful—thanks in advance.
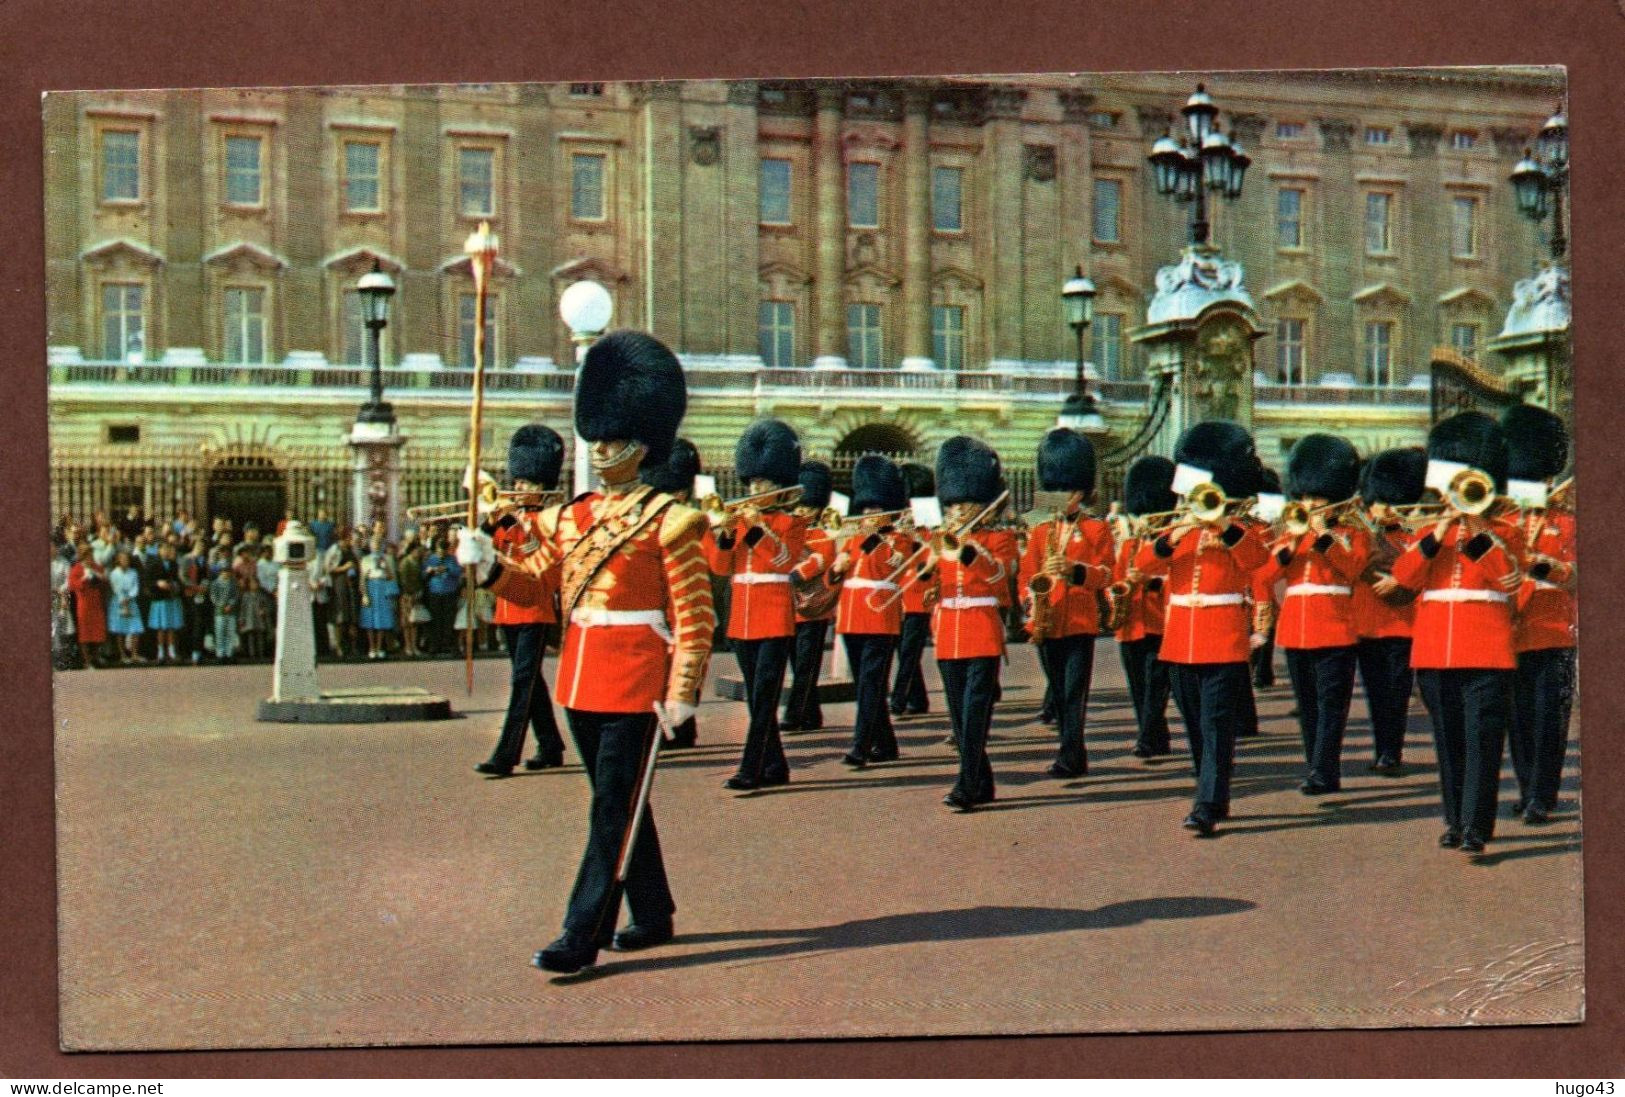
[406,488,563,522]
[864,490,1010,613]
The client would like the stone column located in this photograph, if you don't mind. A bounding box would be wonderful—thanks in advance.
[724,81,763,364]
[812,86,847,370]
[985,88,1028,371]
[900,87,934,371]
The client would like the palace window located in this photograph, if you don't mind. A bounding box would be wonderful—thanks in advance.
[100,129,141,202]
[1275,318,1307,385]
[1365,126,1392,146]
[342,289,391,366]
[1092,312,1124,380]
[847,162,880,228]
[101,283,145,361]
[1363,320,1395,386]
[1365,191,1394,254]
[759,158,792,225]
[344,140,382,212]
[570,152,606,221]
[223,135,263,206]
[932,305,965,371]
[458,292,500,368]
[1092,177,1122,244]
[1275,121,1306,140]
[223,287,267,363]
[1452,195,1479,258]
[1451,131,1477,151]
[846,303,883,368]
[568,83,604,98]
[458,147,496,217]
[1451,322,1480,358]
[758,301,795,368]
[932,166,963,232]
[1088,110,1119,129]
[1277,187,1304,248]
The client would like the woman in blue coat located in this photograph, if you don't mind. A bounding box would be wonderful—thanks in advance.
[106,550,146,664]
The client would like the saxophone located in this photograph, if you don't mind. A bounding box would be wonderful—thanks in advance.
[1027,512,1065,644]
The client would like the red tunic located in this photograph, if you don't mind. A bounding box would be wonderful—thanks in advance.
[1018,515,1114,639]
[899,530,933,615]
[1391,512,1526,671]
[1134,520,1271,665]
[931,531,1009,660]
[492,510,557,626]
[1514,508,1576,653]
[68,561,108,644]
[981,528,1022,608]
[1253,523,1372,649]
[487,488,715,712]
[833,528,913,636]
[704,509,808,641]
[1112,535,1166,642]
[1354,522,1417,640]
[795,526,838,624]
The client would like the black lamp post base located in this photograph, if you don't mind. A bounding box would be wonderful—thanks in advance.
[356,401,397,425]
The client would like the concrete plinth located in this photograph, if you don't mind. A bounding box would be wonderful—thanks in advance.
[257,686,452,723]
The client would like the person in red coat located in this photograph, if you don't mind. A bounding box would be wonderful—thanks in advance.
[782,461,837,733]
[1134,421,1270,836]
[464,330,714,976]
[1502,404,1576,826]
[888,461,937,718]
[1018,429,1114,778]
[1255,434,1372,794]
[704,418,810,791]
[1391,412,1526,855]
[639,439,707,748]
[931,437,1010,812]
[474,424,569,777]
[68,543,109,669]
[1354,448,1426,774]
[1114,456,1176,759]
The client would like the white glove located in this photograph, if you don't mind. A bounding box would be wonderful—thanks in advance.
[454,528,496,584]
[659,700,698,731]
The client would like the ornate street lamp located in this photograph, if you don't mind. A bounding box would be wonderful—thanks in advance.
[1149,83,1251,246]
[1511,102,1569,261]
[355,259,397,423]
[1057,265,1104,433]
[559,279,615,495]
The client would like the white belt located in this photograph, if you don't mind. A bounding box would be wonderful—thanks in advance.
[733,572,791,585]
[1533,580,1565,592]
[939,596,999,610]
[569,607,675,643]
[1168,593,1246,608]
[844,578,898,591]
[1285,584,1352,598]
[1420,589,1508,604]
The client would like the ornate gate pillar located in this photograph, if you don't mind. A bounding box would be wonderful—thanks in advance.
[1487,262,1570,421]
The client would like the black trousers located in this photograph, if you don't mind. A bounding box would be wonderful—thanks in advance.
[561,709,675,948]
[1039,634,1096,774]
[1120,634,1172,754]
[1356,636,1414,764]
[1417,668,1513,839]
[486,624,565,767]
[1167,662,1249,814]
[1285,646,1358,789]
[889,612,931,714]
[733,636,790,783]
[1251,626,1277,686]
[1510,647,1576,811]
[844,633,898,759]
[940,656,999,803]
[783,618,829,730]
[426,590,458,654]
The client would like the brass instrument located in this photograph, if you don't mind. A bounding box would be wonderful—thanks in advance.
[1446,468,1497,516]
[1149,484,1257,539]
[830,508,914,535]
[406,488,563,523]
[698,484,804,523]
[1547,476,1576,509]
[1278,496,1372,538]
[865,490,1010,613]
[1026,507,1069,644]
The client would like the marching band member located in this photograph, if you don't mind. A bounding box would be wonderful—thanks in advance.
[1502,405,1576,826]
[782,461,837,733]
[1134,421,1269,837]
[1391,412,1526,855]
[829,455,912,767]
[1256,435,1371,795]
[889,462,936,719]
[463,329,713,975]
[474,424,568,776]
[704,419,809,791]
[1019,428,1114,779]
[1353,447,1426,774]
[641,438,705,748]
[932,437,1011,812]
[1114,456,1176,760]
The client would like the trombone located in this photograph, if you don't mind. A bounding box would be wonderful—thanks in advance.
[1146,482,1256,538]
[406,488,563,522]
[698,484,804,524]
[1277,496,1375,538]
[829,508,914,536]
[864,490,1010,613]
[1384,469,1503,528]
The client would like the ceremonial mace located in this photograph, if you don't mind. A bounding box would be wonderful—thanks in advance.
[463,222,499,696]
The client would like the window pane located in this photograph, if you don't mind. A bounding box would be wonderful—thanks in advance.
[459,148,495,216]
[932,305,965,370]
[224,288,265,363]
[1365,193,1391,253]
[758,301,795,367]
[759,158,792,224]
[1090,313,1123,380]
[1277,188,1303,248]
[344,141,381,211]
[1451,323,1478,356]
[102,283,145,360]
[101,130,140,201]
[1364,321,1393,385]
[343,290,365,364]
[224,136,262,205]
[1092,178,1121,243]
[1275,318,1306,385]
[459,293,498,368]
[570,153,605,220]
[932,166,963,232]
[847,163,879,228]
[1452,197,1477,257]
[847,303,881,368]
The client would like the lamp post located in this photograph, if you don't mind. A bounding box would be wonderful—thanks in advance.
[559,279,615,496]
[1510,103,1569,263]
[1147,83,1252,247]
[356,259,396,423]
[1057,265,1103,432]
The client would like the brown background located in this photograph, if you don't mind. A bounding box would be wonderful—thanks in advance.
[3,0,1622,1077]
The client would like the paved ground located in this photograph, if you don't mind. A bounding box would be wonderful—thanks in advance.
[53,642,1583,1050]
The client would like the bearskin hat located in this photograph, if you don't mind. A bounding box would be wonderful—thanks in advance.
[1174,420,1261,499]
[797,461,833,511]
[899,461,935,500]
[1257,466,1283,495]
[936,436,1004,506]
[1502,404,1569,482]
[640,438,701,497]
[1428,411,1509,491]
[1123,456,1177,517]
[735,418,802,487]
[1362,447,1427,507]
[507,424,565,489]
[1286,433,1361,502]
[1036,428,1097,494]
[851,455,907,513]
[572,330,686,465]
